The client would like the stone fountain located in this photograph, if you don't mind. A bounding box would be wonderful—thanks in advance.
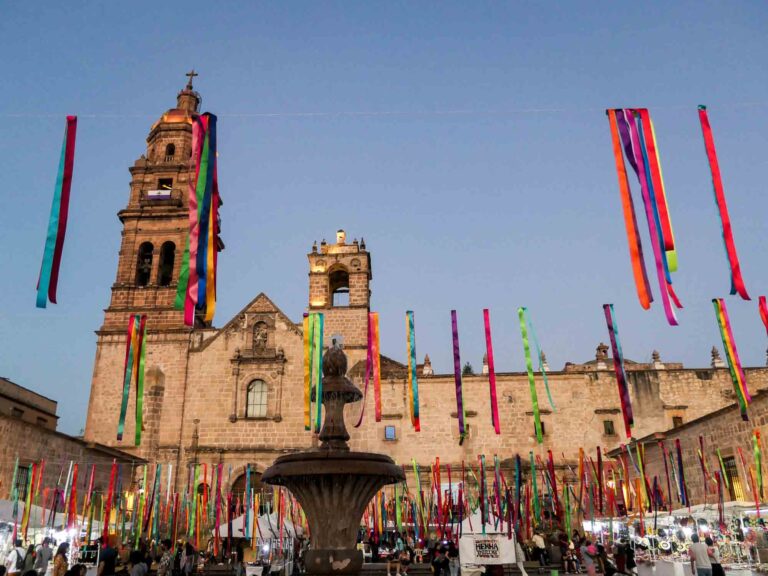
[263,343,404,575]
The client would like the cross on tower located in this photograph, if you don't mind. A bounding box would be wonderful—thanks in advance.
[185,69,198,89]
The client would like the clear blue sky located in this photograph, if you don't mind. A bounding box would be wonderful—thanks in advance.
[1,2,766,435]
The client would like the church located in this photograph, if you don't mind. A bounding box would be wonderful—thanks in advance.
[82,77,768,496]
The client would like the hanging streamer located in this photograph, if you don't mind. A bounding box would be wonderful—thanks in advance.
[603,304,633,437]
[713,298,750,420]
[524,308,555,411]
[450,310,465,438]
[303,314,311,430]
[518,307,542,443]
[373,312,382,422]
[759,296,768,337]
[606,109,652,309]
[406,311,420,431]
[175,112,223,325]
[483,309,501,434]
[754,429,763,499]
[354,312,375,427]
[613,109,680,325]
[117,314,147,445]
[37,116,77,308]
[313,313,324,432]
[697,106,750,300]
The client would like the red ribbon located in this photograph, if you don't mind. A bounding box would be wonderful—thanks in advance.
[698,106,750,300]
[483,309,501,434]
[759,296,768,336]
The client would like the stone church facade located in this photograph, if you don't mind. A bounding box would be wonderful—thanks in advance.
[83,79,768,494]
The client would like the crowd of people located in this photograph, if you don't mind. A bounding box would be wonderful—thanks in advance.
[1,536,205,576]
[360,531,459,576]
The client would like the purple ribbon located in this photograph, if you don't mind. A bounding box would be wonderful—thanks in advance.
[451,310,466,435]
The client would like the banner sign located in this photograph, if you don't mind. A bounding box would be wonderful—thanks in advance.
[459,535,516,565]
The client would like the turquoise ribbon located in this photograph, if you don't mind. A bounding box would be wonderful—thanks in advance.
[37,123,69,308]
[524,308,555,411]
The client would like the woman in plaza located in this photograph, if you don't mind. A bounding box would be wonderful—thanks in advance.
[52,543,70,576]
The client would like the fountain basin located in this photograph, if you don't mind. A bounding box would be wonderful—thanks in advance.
[263,450,404,574]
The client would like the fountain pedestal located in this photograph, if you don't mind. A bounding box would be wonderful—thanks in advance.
[263,344,404,575]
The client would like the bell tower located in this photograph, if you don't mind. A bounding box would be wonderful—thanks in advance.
[308,230,371,357]
[85,73,211,453]
[100,72,204,333]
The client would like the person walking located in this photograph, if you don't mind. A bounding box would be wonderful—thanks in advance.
[579,540,597,576]
[52,543,70,576]
[689,534,713,576]
[4,540,27,576]
[705,537,724,576]
[34,539,53,576]
[156,540,174,576]
[97,537,118,576]
[22,545,35,574]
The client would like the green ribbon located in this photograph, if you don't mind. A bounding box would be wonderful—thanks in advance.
[717,449,730,490]
[313,313,324,432]
[117,315,138,441]
[175,237,190,310]
[135,320,147,446]
[530,451,541,525]
[519,307,542,443]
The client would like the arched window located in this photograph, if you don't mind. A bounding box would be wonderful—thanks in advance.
[329,266,350,307]
[246,380,268,418]
[158,241,176,286]
[165,143,176,162]
[231,471,271,514]
[136,242,154,286]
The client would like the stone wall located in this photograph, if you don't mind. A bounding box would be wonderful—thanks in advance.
[617,389,768,508]
[0,413,141,503]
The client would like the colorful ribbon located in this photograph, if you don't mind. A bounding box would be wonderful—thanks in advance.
[373,312,382,422]
[603,304,633,437]
[522,307,555,410]
[450,310,465,437]
[518,307,542,443]
[759,296,768,337]
[713,298,750,420]
[406,311,420,431]
[675,439,688,507]
[698,106,750,300]
[117,314,147,445]
[354,312,375,427]
[176,112,223,325]
[37,116,77,308]
[607,109,653,309]
[613,109,680,325]
[303,314,311,430]
[483,309,501,434]
[312,312,324,432]
[754,429,763,499]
